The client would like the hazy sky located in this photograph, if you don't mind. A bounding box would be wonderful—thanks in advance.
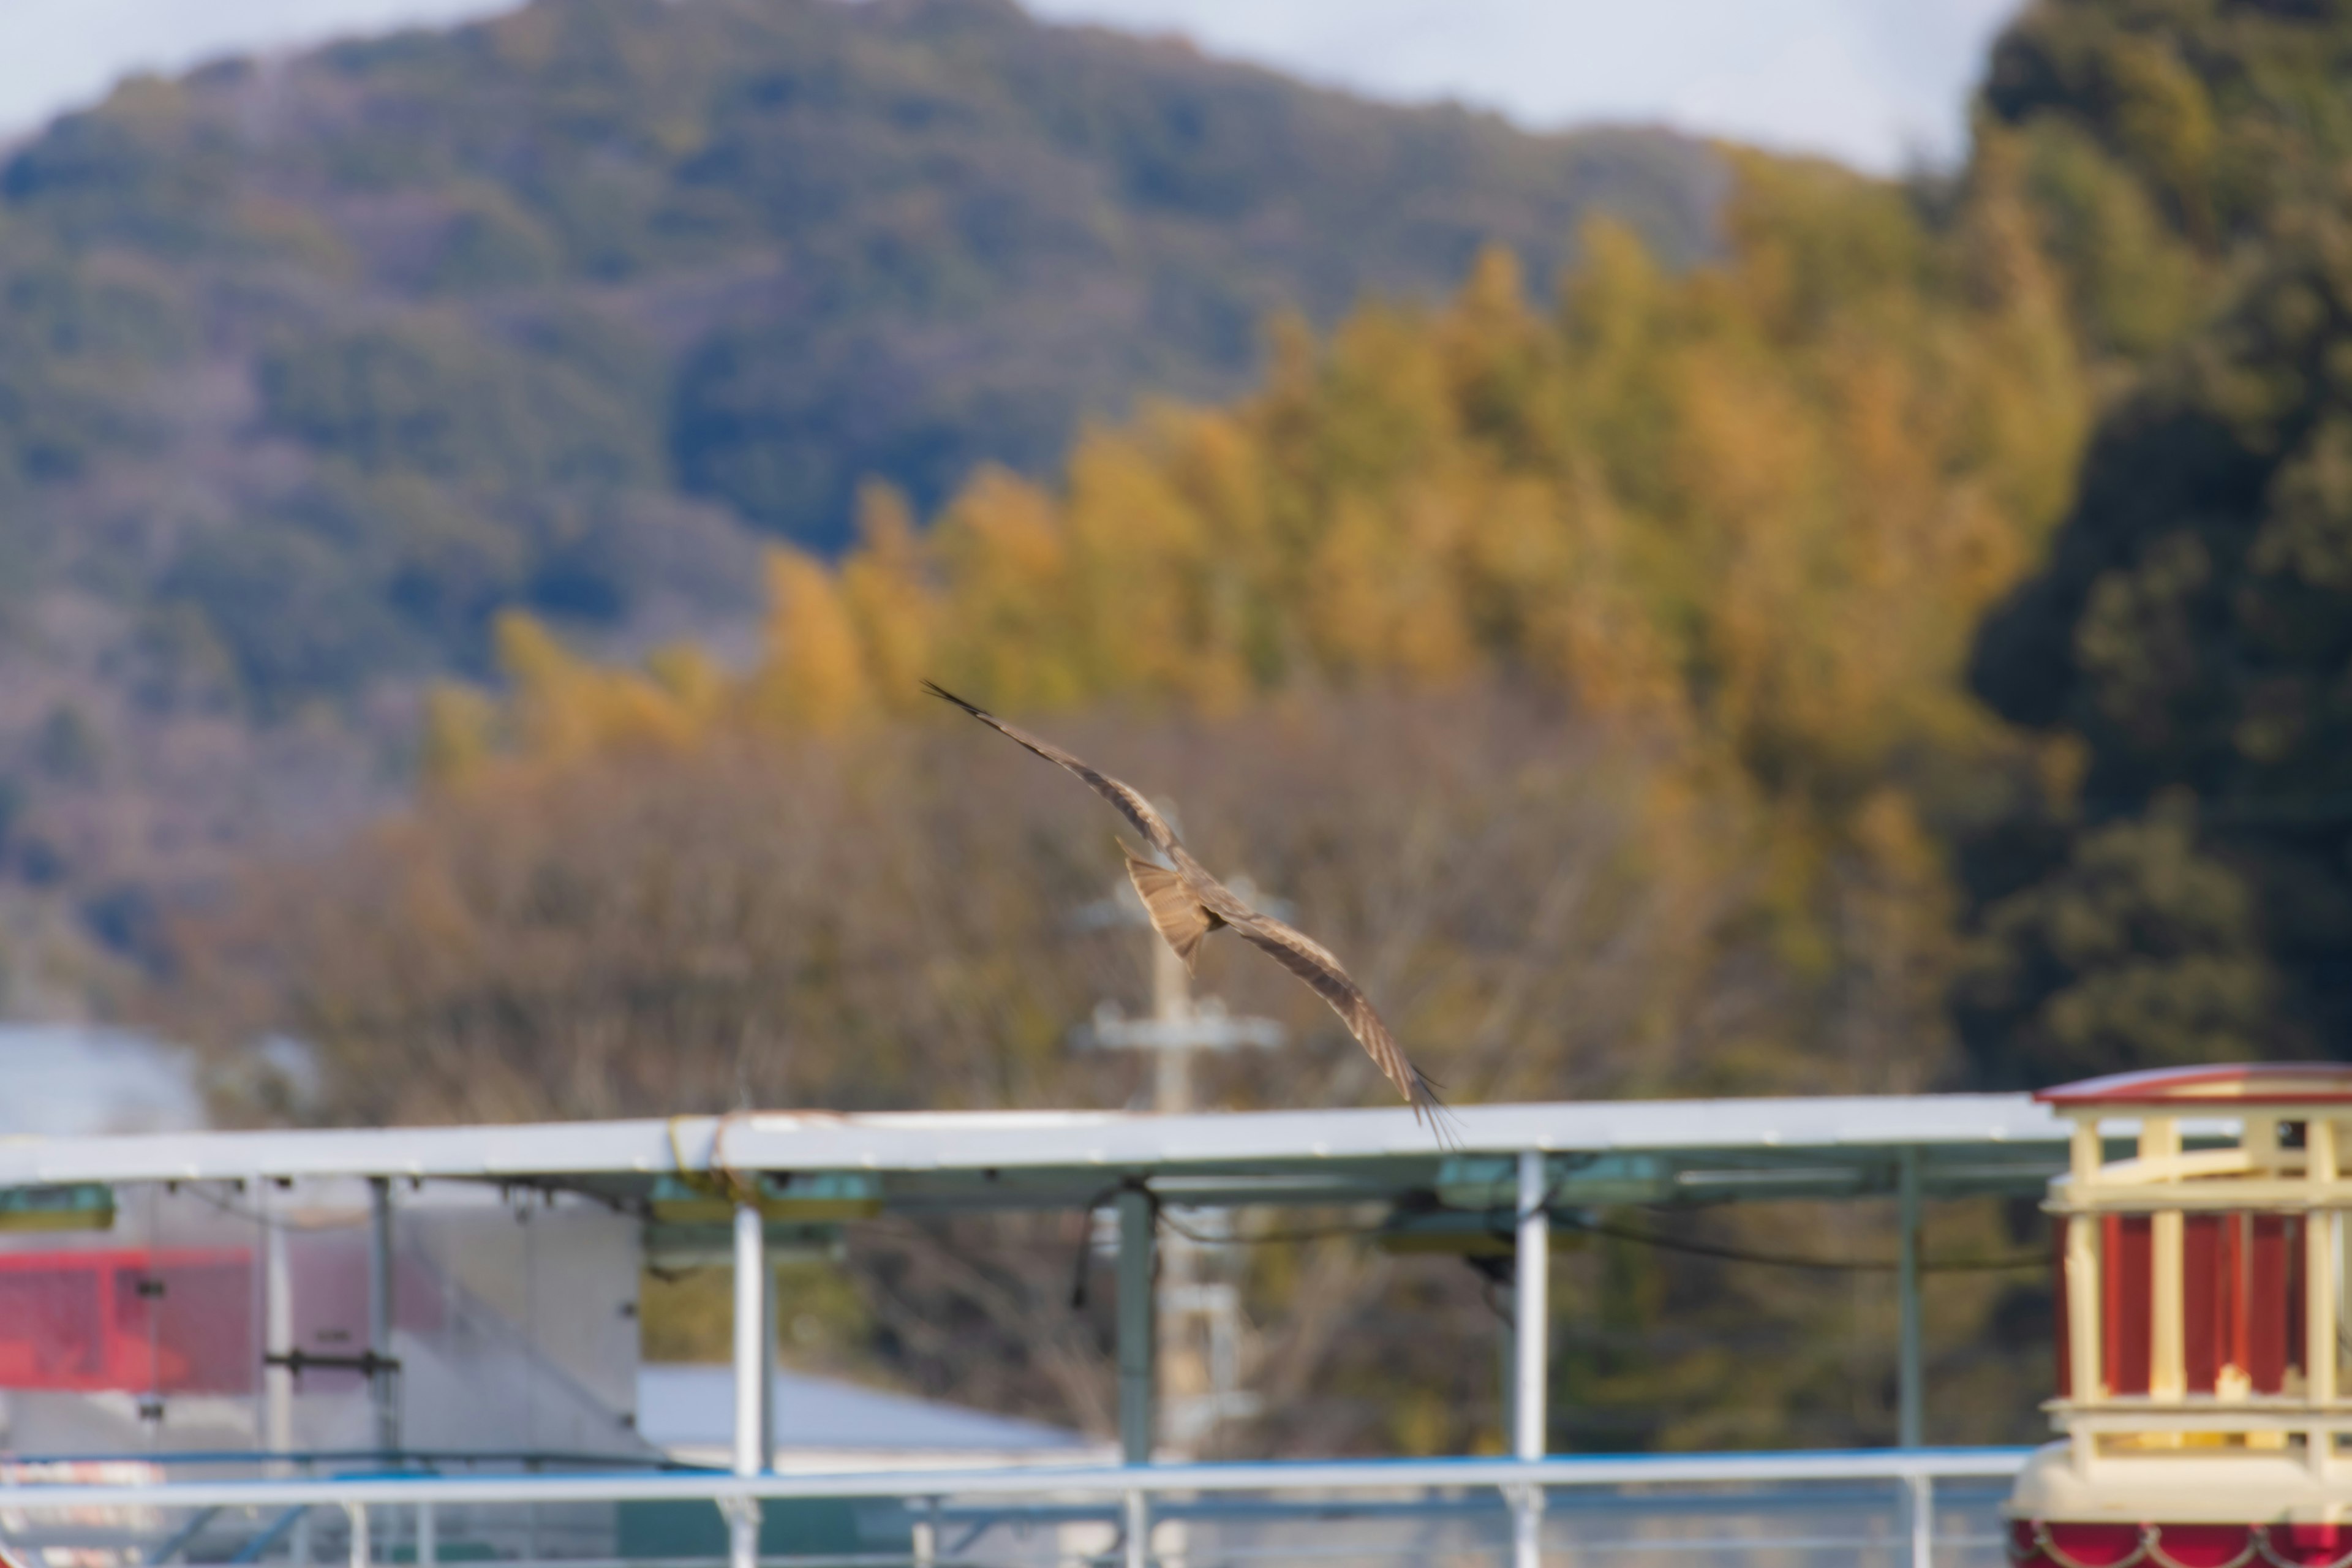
[0,0,2026,175]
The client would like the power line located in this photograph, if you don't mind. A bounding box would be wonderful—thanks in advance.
[1152,1200,2044,1273]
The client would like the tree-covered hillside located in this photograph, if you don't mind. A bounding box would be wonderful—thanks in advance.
[0,0,1719,1005]
[0,0,1718,706]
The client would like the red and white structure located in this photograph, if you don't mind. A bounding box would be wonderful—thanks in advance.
[2011,1064,2352,1566]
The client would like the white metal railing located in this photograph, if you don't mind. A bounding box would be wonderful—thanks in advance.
[0,1447,2034,1507]
[0,1448,2035,1568]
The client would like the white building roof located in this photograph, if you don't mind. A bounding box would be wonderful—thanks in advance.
[636,1365,1106,1464]
[0,1093,2084,1211]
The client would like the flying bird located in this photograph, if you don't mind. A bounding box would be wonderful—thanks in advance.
[924,680,1453,1133]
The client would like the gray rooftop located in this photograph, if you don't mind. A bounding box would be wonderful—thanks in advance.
[0,1094,2093,1212]
[636,1365,1102,1457]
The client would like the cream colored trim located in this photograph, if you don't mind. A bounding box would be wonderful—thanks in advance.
[2067,1213,2102,1404]
[2048,1180,2352,1214]
[2059,1404,2352,1432]
[2151,1208,2185,1400]
[2092,1148,2305,1185]
[2071,1123,2102,1185]
[2246,1115,2280,1162]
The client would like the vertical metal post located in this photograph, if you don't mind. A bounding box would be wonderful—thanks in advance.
[264,1181,295,1458]
[911,1499,938,1567]
[1118,1186,1158,1464]
[417,1503,435,1568]
[1123,1488,1150,1568]
[1497,1280,1516,1450]
[265,1180,309,1566]
[728,1199,766,1568]
[1513,1150,1548,1568]
[1897,1147,1923,1449]
[342,1503,368,1568]
[367,1178,398,1457]
[733,1200,766,1474]
[1514,1152,1548,1459]
[1907,1472,1932,1568]
[761,1249,780,1470]
[1118,1185,1156,1567]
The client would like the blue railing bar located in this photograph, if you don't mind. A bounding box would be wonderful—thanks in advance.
[0,1447,2037,1511]
[0,1450,712,1472]
[929,1477,2019,1529]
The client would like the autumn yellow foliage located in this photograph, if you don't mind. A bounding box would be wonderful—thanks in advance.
[431,155,2086,952]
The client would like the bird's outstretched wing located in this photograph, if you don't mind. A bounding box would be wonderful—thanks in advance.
[1226,908,1456,1137]
[923,682,1180,858]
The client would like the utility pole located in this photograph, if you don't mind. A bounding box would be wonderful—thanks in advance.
[1152,929,1195,1114]
[1072,851,1282,1458]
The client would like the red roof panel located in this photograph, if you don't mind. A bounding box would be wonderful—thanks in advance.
[2036,1063,2352,1107]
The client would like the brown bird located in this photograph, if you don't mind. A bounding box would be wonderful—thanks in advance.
[924,681,1453,1133]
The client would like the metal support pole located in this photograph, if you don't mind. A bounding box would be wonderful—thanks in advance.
[1897,1147,1923,1450]
[1497,1280,1516,1450]
[1118,1186,1157,1464]
[367,1178,398,1457]
[342,1503,368,1568]
[761,1250,780,1472]
[1513,1150,1548,1568]
[417,1502,435,1568]
[1118,1185,1156,1566]
[1123,1488,1150,1568]
[911,1498,938,1568]
[266,1186,311,1566]
[264,1182,295,1459]
[1513,1152,1548,1459]
[1907,1472,1933,1568]
[728,1200,765,1568]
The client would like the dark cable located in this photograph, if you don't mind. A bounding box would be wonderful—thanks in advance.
[1068,1180,1152,1310]
[1153,1189,2043,1273]
[1551,1211,2043,1274]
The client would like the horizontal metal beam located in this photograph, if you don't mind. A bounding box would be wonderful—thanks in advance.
[0,1096,2072,1189]
[0,1449,2035,1512]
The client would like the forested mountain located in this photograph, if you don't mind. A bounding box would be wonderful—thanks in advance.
[0,0,1719,1006]
[1,0,1717,704]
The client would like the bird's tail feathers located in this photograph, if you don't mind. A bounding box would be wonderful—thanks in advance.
[1405,1065,1464,1149]
[1123,845,1215,975]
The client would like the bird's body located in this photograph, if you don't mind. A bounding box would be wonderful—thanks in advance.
[923,680,1453,1134]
